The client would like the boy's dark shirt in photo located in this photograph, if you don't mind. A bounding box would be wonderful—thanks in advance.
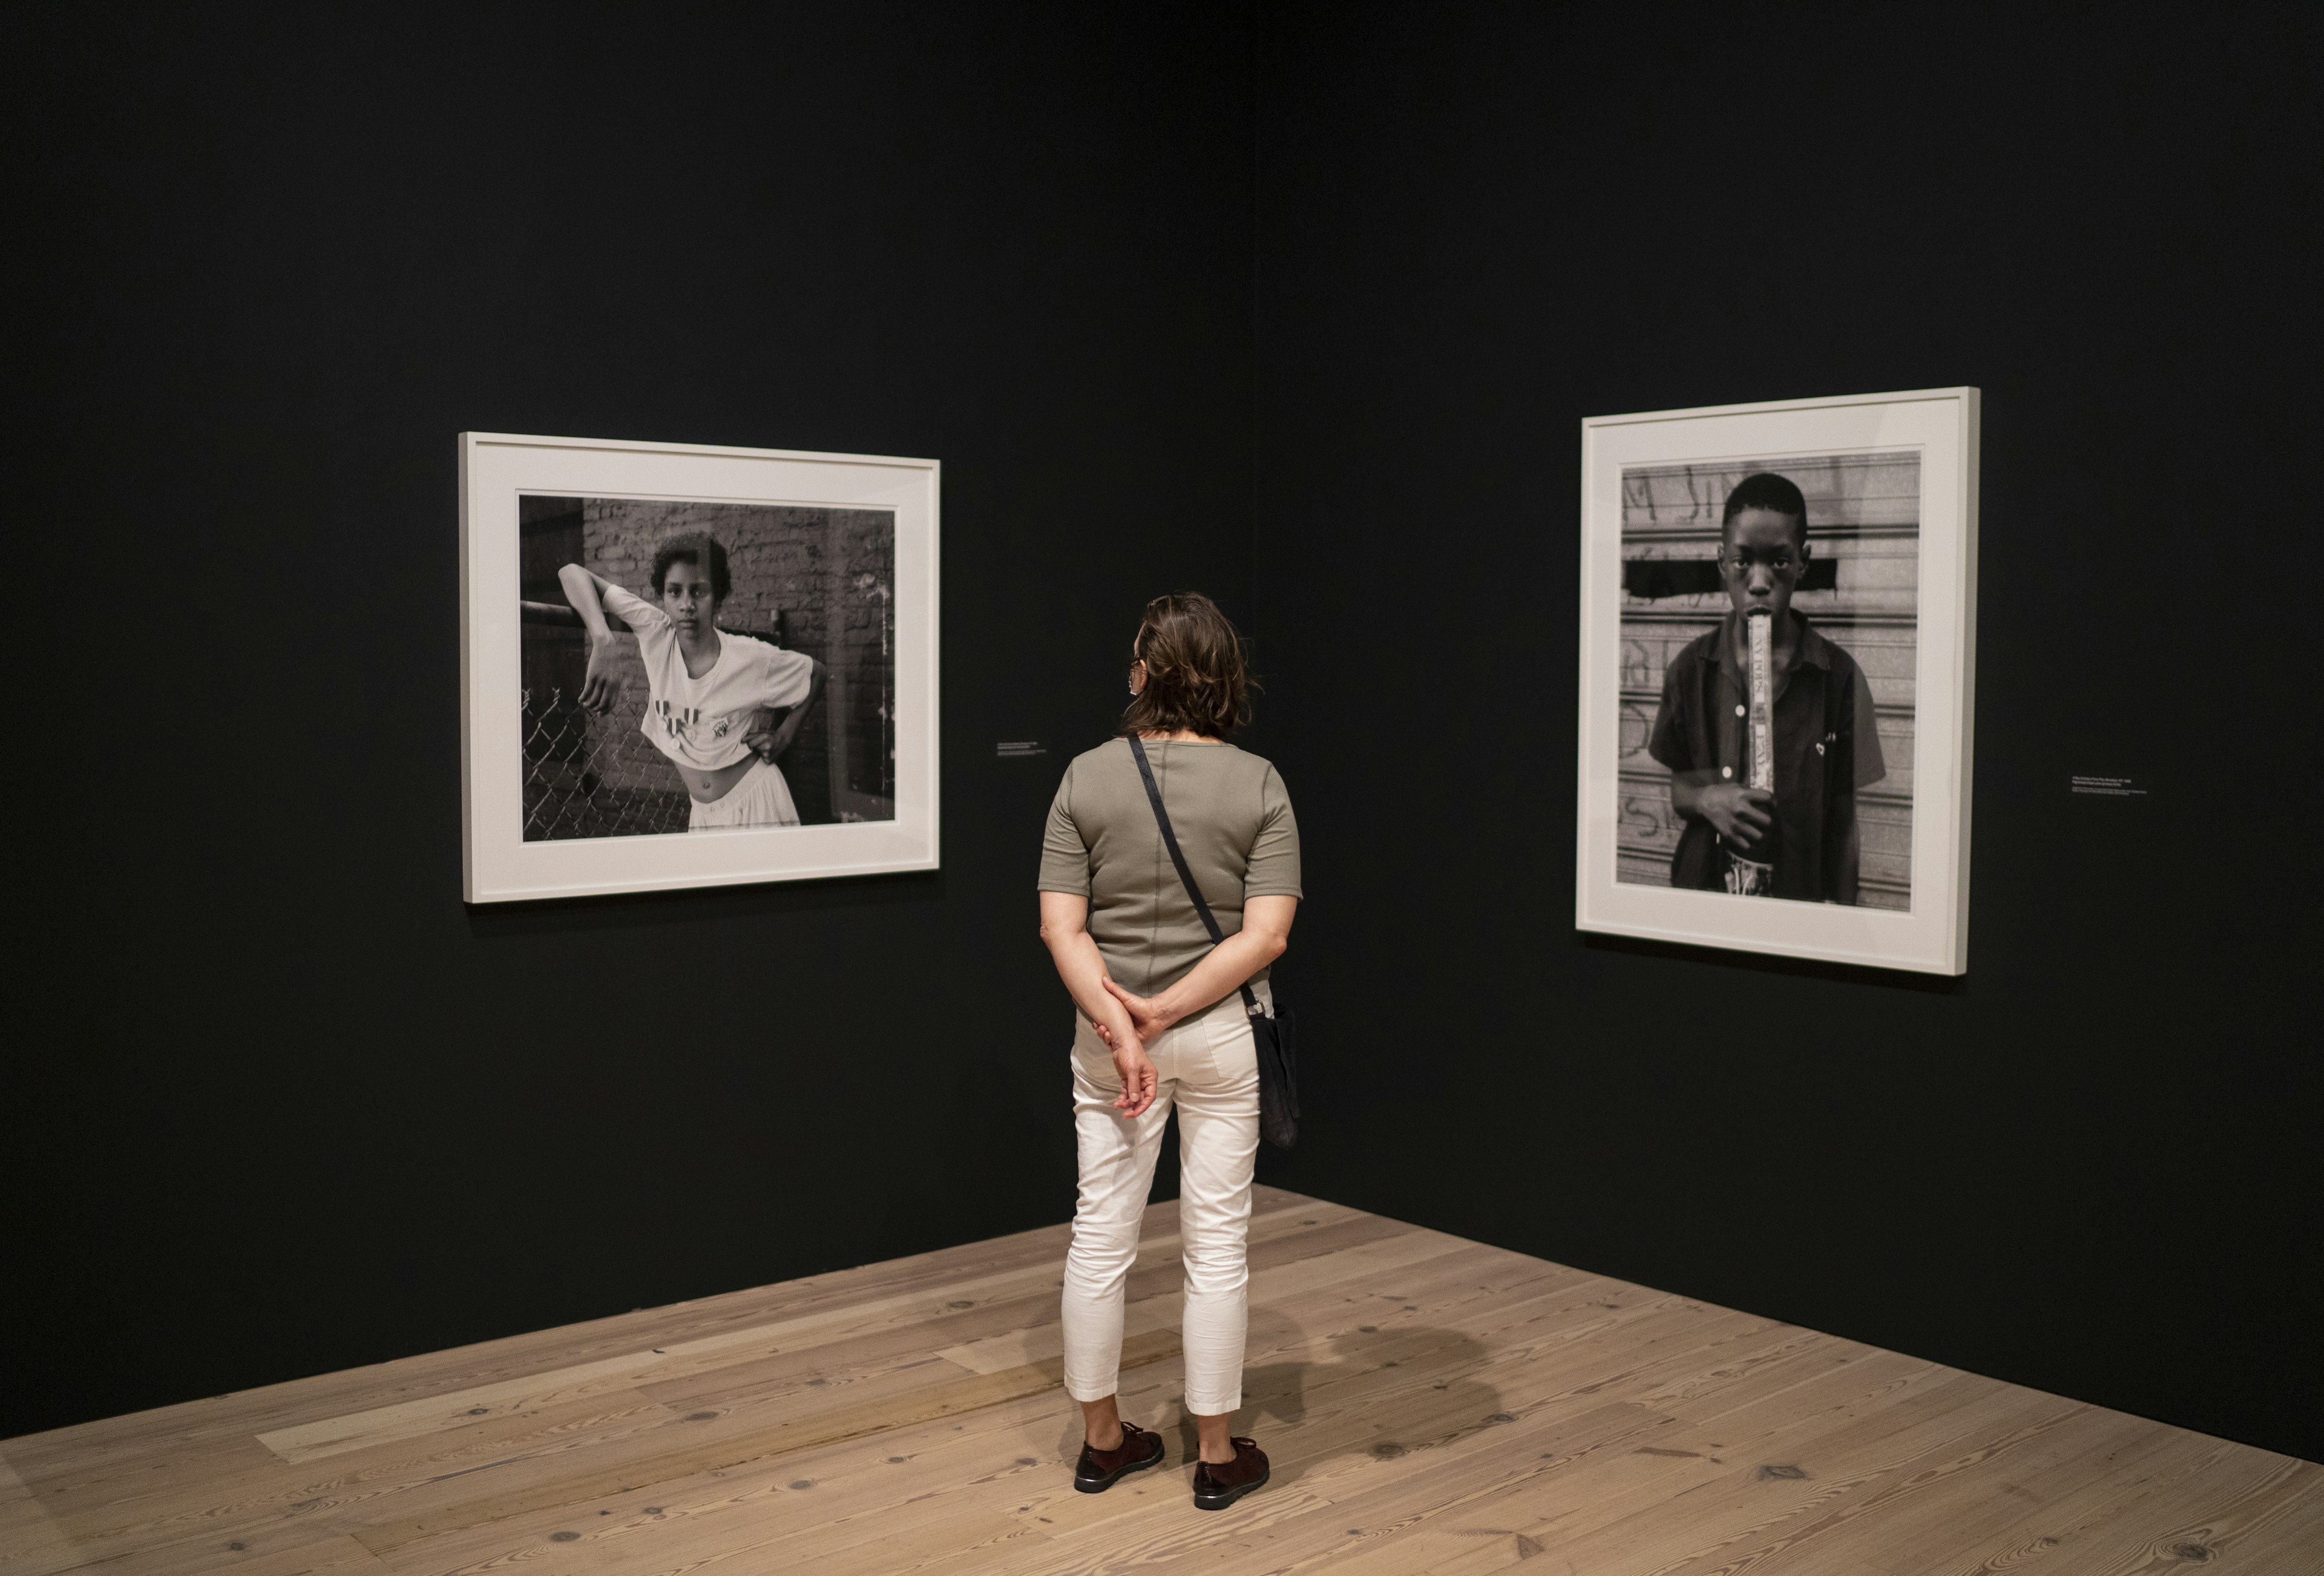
[1647,611,1886,904]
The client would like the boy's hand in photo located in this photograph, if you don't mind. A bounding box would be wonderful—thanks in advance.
[579,632,625,714]
[1696,782,1775,849]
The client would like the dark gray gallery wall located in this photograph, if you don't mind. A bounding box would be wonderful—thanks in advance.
[1247,6,2321,1462]
[0,4,1255,1438]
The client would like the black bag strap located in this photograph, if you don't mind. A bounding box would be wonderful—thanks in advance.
[1128,736,1266,1020]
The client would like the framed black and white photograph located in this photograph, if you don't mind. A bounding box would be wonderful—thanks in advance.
[1576,389,1978,973]
[460,433,938,903]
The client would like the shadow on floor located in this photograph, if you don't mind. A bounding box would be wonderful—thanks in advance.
[1178,1312,1509,1491]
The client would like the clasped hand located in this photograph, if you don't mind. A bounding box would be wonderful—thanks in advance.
[1092,978,1180,1118]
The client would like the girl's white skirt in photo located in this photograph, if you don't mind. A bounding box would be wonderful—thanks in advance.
[687,758,801,830]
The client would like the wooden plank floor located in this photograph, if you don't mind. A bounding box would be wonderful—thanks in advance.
[5,1187,2319,1575]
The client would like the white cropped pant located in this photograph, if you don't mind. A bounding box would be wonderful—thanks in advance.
[1062,983,1265,1416]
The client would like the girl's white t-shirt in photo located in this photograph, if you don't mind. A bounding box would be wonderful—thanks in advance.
[603,585,815,772]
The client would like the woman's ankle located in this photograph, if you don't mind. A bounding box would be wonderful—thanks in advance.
[1193,1414,1236,1465]
[1079,1397,1124,1451]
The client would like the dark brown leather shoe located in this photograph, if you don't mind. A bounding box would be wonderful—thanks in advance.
[1190,1436,1269,1511]
[1073,1419,1166,1493]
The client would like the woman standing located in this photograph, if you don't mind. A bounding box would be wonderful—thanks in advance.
[1037,592,1301,1512]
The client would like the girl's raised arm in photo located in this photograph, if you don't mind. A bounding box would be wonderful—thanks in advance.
[558,563,630,715]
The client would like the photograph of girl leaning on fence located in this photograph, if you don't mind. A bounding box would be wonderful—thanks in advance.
[559,534,824,832]
[516,494,898,841]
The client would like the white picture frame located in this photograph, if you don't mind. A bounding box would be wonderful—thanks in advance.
[459,432,939,904]
[1576,388,1978,974]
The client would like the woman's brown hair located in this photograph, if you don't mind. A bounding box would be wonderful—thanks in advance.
[1121,591,1252,739]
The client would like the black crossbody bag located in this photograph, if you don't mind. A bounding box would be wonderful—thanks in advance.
[1128,737,1301,1149]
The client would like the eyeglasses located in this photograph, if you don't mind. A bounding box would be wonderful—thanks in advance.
[1718,548,1802,576]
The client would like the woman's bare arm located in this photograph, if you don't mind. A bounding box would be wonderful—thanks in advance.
[1101,895,1296,1042]
[1039,891,1155,1117]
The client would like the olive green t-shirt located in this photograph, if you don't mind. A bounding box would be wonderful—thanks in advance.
[1039,738,1302,1003]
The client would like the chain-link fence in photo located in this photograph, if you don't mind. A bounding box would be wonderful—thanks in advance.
[520,685,694,840]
